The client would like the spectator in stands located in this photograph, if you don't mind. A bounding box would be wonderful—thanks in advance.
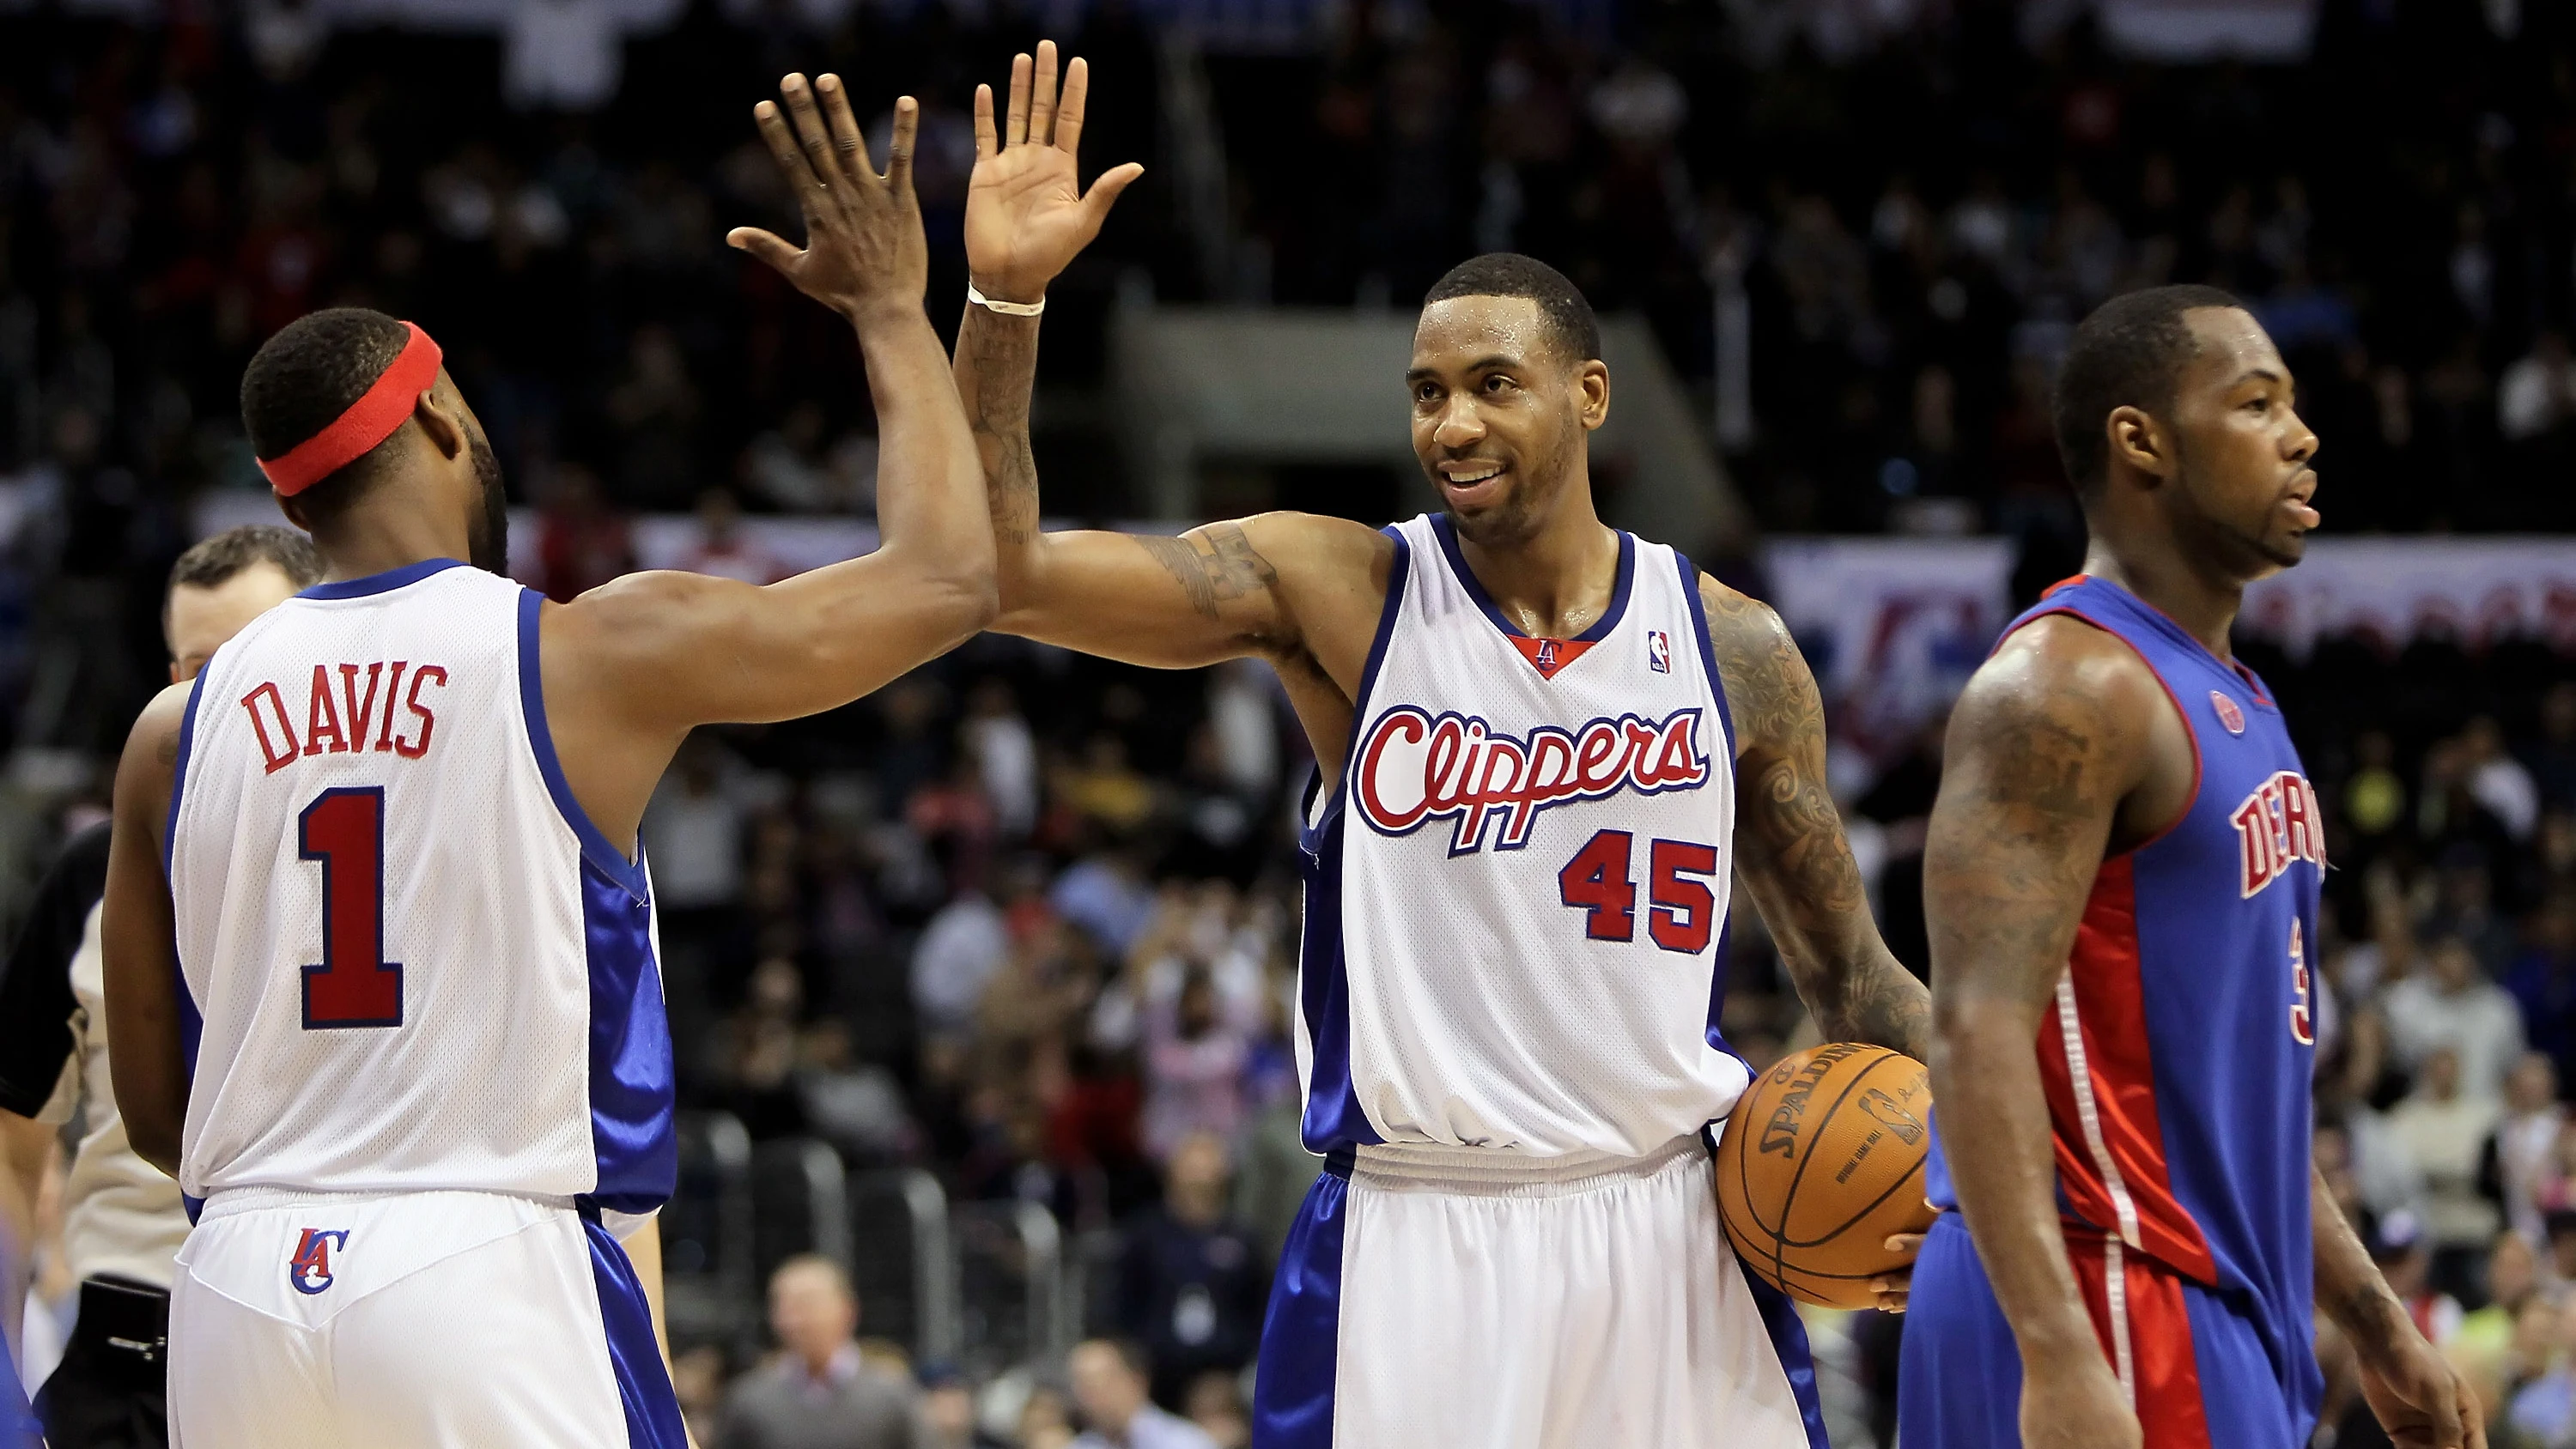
[1066,1340,1217,1449]
[1140,973,1249,1161]
[2491,1053,2568,1243]
[2500,330,2576,442]
[2509,895,2576,1094]
[2453,1229,2540,1381]
[918,1363,1004,1449]
[680,488,786,585]
[2534,684,2576,809]
[2506,1294,2576,1449]
[1112,1132,1267,1408]
[911,881,1010,1040]
[1180,1373,1250,1449]
[717,1255,921,1449]
[2389,1046,2505,1297]
[531,461,634,603]
[2464,715,2543,844]
[2384,935,2525,1100]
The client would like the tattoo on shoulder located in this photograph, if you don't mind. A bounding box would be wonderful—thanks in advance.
[1700,582,1814,754]
[1982,710,2096,821]
[1132,524,1279,620]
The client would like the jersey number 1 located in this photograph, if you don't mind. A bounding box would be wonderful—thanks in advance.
[299,787,404,1029]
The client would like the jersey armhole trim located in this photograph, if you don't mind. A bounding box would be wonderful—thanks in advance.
[1300,526,1412,857]
[163,668,210,879]
[1999,605,2203,856]
[516,589,651,901]
[1674,553,1736,761]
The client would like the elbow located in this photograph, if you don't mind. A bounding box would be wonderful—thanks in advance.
[129,1119,183,1180]
[920,561,999,641]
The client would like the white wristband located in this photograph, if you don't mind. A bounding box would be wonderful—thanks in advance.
[968,283,1046,317]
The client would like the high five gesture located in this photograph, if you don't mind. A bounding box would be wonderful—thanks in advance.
[729,73,928,318]
[964,41,1145,305]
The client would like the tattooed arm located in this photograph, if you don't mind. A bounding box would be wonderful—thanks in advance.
[949,40,1391,681]
[1923,615,2172,1449]
[1700,578,1928,1057]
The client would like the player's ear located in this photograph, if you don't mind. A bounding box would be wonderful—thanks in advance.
[413,383,467,462]
[2105,404,2171,484]
[1577,358,1610,432]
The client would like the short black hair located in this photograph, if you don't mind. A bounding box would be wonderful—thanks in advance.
[1422,252,1601,365]
[240,306,415,512]
[2051,284,2245,495]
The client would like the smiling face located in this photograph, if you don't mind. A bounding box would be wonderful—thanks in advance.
[1406,294,1609,548]
[2141,307,2321,576]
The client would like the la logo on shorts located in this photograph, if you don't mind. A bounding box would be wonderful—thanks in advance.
[289,1228,350,1295]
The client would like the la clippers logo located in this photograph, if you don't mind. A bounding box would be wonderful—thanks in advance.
[289,1228,349,1295]
[1353,705,1710,854]
[2233,770,2326,898]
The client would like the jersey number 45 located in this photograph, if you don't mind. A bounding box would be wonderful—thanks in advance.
[297,787,404,1029]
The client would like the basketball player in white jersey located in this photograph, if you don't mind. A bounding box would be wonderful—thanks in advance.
[95,74,991,1448]
[952,47,1930,1449]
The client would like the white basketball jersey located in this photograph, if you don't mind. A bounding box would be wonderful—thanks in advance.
[166,559,673,1214]
[1297,514,1751,1159]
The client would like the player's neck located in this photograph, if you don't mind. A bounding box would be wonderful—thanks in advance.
[311,495,472,585]
[1451,495,1619,640]
[2079,538,2241,659]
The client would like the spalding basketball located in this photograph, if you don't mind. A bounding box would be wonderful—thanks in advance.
[1715,1042,1938,1309]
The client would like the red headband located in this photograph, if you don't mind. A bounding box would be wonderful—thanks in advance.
[258,321,444,496]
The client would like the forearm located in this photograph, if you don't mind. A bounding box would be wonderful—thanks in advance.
[0,1113,49,1349]
[2313,1161,2411,1353]
[1934,1003,2103,1369]
[852,300,997,610]
[1795,937,1931,1057]
[952,303,1043,552]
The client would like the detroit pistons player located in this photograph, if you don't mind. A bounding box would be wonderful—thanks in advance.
[1900,287,2477,1449]
[96,76,991,1447]
[951,46,1928,1449]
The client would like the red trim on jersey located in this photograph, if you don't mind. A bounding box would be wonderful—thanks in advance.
[2067,1236,2215,1446]
[2037,857,2221,1282]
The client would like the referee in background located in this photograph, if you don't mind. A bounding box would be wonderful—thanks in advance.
[0,527,319,1448]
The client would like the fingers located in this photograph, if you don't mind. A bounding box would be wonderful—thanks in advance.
[751,99,825,205]
[1030,39,1060,146]
[1055,55,1088,155]
[974,82,997,161]
[816,74,871,187]
[1005,52,1032,148]
[726,227,801,276]
[1884,1232,1927,1258]
[885,97,919,197]
[778,75,841,191]
[1081,161,1145,227]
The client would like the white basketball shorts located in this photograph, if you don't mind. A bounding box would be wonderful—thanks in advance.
[1249,1132,1826,1449]
[167,1189,686,1449]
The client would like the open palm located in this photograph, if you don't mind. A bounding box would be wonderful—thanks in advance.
[964,40,1145,303]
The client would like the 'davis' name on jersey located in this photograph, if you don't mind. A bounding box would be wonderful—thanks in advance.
[238,661,449,773]
[1353,704,1710,855]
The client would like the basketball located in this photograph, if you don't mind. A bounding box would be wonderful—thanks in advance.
[1716,1043,1939,1310]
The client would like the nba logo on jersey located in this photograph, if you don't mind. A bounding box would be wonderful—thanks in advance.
[2210,690,2246,735]
[288,1228,350,1294]
[1648,630,1671,673]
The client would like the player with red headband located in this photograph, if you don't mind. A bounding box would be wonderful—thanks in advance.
[96,74,987,1447]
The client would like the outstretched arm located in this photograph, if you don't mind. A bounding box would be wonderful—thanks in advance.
[1923,621,2155,1449]
[539,75,996,848]
[1701,578,1926,1056]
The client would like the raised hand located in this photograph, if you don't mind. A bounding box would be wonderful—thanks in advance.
[729,73,927,319]
[964,40,1145,304]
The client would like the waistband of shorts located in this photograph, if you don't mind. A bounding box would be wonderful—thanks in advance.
[1340,1134,1707,1197]
[191,1185,579,1222]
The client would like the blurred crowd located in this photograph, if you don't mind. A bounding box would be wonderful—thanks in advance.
[3,0,2576,1444]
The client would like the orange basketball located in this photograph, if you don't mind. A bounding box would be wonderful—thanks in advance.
[1715,1041,1939,1309]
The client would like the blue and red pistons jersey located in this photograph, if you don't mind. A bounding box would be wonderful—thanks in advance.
[1927,574,2323,1408]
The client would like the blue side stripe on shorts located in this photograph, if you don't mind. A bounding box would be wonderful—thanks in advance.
[582,1217,689,1449]
[1737,1258,1832,1449]
[1249,1161,1353,1449]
